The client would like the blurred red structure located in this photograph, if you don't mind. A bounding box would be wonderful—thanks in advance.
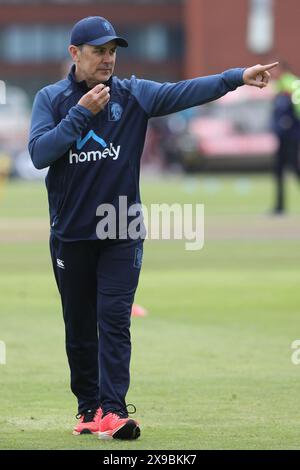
[0,0,299,99]
[176,84,278,172]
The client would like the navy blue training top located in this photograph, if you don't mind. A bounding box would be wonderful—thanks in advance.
[28,65,245,241]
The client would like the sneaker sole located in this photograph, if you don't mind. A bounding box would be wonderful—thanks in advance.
[72,429,99,436]
[99,420,141,440]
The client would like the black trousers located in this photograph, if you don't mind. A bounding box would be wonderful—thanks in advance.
[274,136,300,212]
[49,233,143,414]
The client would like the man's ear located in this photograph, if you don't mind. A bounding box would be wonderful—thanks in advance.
[68,45,81,63]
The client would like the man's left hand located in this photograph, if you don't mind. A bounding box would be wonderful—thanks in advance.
[243,62,279,89]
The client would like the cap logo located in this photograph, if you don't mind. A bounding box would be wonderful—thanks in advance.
[103,21,111,32]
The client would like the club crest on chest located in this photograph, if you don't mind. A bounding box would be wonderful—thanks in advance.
[108,102,123,121]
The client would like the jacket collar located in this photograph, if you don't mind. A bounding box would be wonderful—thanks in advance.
[68,64,113,92]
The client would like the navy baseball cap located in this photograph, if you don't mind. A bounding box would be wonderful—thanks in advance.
[70,16,128,48]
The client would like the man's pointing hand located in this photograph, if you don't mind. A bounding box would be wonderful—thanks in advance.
[243,62,279,89]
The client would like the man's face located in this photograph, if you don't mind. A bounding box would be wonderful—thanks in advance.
[70,40,117,86]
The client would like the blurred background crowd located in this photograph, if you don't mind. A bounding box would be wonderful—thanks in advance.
[0,0,300,214]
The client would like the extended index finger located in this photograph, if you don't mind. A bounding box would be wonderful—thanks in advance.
[260,62,279,71]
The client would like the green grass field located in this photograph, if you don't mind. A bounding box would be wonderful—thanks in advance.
[1,174,300,450]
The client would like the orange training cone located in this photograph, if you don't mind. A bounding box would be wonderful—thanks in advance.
[131,304,148,317]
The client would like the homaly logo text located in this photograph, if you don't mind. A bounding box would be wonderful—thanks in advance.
[69,130,121,164]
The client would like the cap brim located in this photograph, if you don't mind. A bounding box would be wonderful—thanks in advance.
[85,35,128,48]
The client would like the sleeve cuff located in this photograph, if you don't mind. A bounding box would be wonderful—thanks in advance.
[222,68,246,89]
[234,67,246,86]
[75,104,95,120]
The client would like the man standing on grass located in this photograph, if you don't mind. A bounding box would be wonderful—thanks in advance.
[28,16,277,440]
[271,60,300,214]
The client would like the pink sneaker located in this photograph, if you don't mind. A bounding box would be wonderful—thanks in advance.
[73,407,102,435]
[99,411,140,440]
